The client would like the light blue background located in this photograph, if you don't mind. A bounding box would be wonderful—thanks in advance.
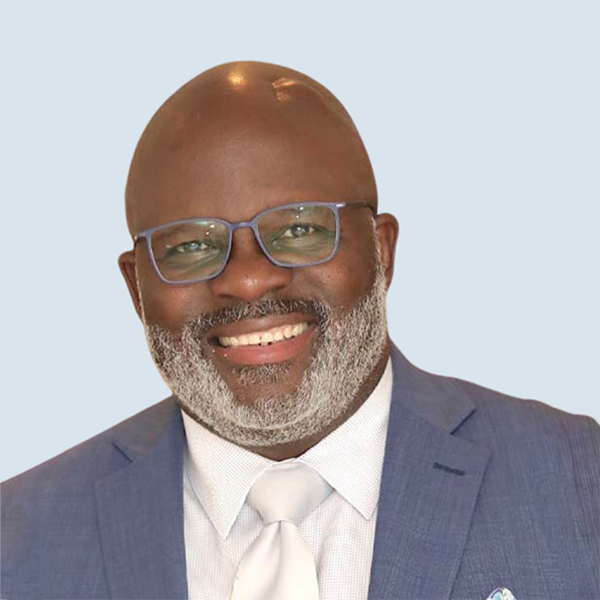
[1,0,598,482]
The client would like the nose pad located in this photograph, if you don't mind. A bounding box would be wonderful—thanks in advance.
[208,228,293,300]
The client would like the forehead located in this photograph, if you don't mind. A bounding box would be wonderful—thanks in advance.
[126,86,375,236]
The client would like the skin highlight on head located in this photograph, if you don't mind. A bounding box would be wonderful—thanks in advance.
[119,61,399,460]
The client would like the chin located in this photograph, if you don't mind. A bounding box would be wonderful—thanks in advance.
[224,361,303,402]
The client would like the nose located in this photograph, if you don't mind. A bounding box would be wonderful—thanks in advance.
[207,228,293,301]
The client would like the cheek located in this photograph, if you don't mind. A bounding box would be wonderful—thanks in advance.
[136,250,211,331]
[336,222,378,292]
[304,245,375,315]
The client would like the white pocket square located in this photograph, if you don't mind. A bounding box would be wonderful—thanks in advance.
[486,588,517,600]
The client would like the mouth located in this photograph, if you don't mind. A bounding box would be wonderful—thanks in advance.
[207,314,319,366]
[215,321,311,347]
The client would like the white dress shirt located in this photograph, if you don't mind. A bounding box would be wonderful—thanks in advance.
[181,357,393,600]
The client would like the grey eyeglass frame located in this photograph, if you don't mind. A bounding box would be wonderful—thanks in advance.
[133,200,376,285]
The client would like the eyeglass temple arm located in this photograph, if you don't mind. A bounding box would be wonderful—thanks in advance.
[335,201,377,215]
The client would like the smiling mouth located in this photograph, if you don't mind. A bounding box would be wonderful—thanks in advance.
[214,322,311,348]
[207,318,318,366]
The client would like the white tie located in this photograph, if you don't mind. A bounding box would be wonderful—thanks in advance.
[230,461,333,600]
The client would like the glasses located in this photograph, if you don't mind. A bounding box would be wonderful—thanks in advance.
[134,201,376,284]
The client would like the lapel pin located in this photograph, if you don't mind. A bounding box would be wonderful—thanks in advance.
[486,588,517,600]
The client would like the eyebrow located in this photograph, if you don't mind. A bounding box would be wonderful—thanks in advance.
[154,222,206,234]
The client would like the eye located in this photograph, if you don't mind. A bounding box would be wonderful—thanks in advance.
[280,224,316,238]
[172,240,208,254]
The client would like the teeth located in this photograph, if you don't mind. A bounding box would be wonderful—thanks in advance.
[218,322,309,347]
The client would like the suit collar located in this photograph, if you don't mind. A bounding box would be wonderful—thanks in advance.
[107,396,179,462]
[387,342,476,433]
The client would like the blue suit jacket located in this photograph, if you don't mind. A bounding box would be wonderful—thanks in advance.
[2,345,599,599]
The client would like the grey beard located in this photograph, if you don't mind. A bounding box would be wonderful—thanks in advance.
[143,253,389,449]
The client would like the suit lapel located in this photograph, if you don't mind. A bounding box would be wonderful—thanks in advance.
[368,345,491,600]
[94,400,188,599]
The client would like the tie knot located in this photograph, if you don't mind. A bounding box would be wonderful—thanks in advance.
[246,461,333,526]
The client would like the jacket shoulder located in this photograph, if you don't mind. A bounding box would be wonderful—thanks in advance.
[0,398,178,588]
[443,375,600,590]
[1,396,177,494]
[1,398,178,557]
[1,397,179,598]
[450,374,600,445]
[458,376,598,558]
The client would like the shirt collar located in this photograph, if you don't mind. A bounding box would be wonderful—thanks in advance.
[182,356,393,539]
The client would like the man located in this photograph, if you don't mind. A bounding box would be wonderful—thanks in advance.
[1,61,598,600]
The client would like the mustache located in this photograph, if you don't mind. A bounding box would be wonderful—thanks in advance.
[186,298,331,336]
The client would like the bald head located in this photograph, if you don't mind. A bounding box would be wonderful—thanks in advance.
[125,61,377,236]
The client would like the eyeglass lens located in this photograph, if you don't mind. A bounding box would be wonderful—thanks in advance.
[150,205,337,282]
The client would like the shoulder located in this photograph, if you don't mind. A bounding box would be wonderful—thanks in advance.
[1,396,180,585]
[1,397,180,595]
[446,374,599,529]
[450,374,600,454]
[449,376,599,585]
[392,344,599,455]
[394,345,600,482]
[1,397,178,513]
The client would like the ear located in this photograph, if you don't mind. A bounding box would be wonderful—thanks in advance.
[374,212,399,290]
[118,249,143,320]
